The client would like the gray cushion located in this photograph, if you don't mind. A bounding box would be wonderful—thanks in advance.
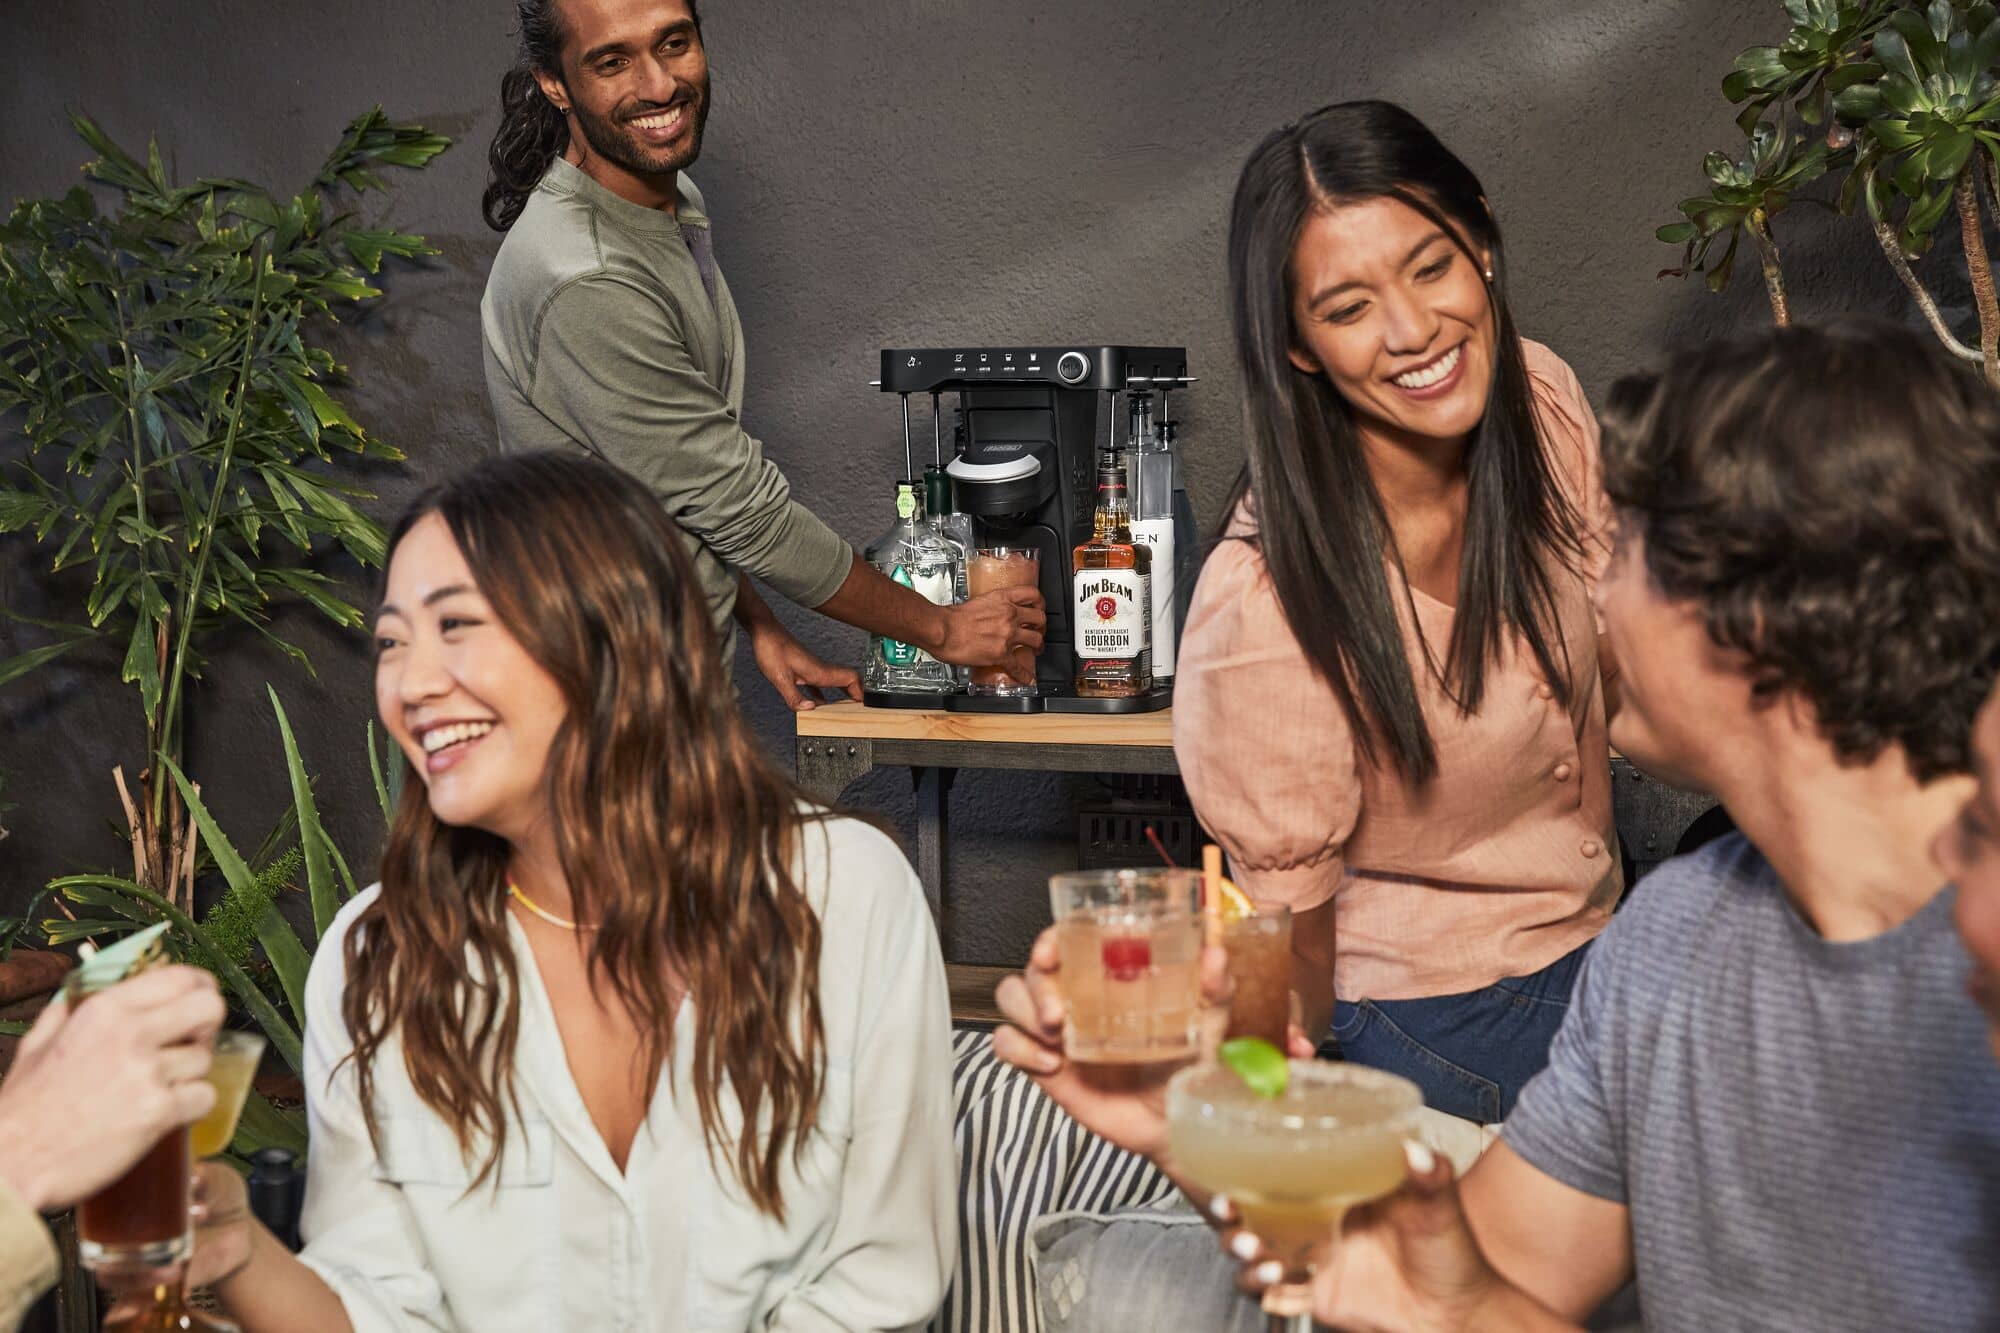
[1029,1205,1264,1333]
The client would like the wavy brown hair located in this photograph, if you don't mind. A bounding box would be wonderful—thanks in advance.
[345,450,825,1218]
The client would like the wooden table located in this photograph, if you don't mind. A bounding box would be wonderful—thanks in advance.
[793,703,1714,1023]
[794,702,1177,1021]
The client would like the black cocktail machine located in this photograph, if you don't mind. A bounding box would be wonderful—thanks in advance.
[861,345,1197,714]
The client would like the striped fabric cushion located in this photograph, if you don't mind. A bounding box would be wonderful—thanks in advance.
[932,1030,1181,1333]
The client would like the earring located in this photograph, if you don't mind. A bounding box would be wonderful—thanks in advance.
[1483,267,1495,283]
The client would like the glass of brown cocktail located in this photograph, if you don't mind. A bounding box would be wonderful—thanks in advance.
[966,547,1040,695]
[1221,904,1293,1049]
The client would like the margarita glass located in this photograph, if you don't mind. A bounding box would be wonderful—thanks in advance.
[1167,1060,1421,1330]
[1050,868,1204,1064]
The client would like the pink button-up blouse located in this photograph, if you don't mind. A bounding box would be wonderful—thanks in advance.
[1174,340,1622,1002]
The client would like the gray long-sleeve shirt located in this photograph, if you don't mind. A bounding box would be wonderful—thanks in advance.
[481,158,853,661]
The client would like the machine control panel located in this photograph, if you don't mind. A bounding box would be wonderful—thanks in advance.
[879,345,1189,394]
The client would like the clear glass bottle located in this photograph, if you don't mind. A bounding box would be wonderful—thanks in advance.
[924,465,973,601]
[1128,394,1178,683]
[864,480,960,694]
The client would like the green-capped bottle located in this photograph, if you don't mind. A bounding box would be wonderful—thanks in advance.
[864,480,959,693]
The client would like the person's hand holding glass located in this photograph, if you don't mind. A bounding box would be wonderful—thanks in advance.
[996,866,1442,1331]
[52,926,266,1330]
[0,961,222,1222]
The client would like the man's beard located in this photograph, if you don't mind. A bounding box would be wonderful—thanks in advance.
[572,83,710,179]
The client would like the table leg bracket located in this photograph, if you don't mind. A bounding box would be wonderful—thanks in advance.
[797,737,874,804]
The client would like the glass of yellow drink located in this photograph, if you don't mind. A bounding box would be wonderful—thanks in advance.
[1166,1059,1421,1329]
[191,1031,265,1159]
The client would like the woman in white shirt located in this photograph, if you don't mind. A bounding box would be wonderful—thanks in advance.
[189,451,955,1331]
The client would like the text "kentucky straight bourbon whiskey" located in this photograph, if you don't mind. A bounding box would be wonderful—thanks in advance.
[1073,448,1152,696]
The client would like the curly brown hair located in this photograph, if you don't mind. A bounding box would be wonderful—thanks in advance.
[346,450,824,1219]
[1599,319,2000,782]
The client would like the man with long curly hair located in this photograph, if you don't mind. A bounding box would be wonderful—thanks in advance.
[478,0,1044,710]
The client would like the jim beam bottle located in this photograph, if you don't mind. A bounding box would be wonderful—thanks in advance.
[1072,448,1151,696]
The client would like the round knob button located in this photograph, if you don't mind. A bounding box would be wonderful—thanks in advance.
[1055,351,1090,385]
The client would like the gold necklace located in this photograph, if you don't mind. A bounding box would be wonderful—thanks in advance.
[507,880,598,931]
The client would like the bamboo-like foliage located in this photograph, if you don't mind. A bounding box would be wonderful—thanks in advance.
[0,108,446,902]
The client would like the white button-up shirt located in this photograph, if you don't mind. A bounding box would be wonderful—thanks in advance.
[294,816,955,1331]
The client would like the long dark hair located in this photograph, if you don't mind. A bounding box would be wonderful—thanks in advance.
[482,0,705,231]
[1226,100,1584,784]
[346,451,826,1219]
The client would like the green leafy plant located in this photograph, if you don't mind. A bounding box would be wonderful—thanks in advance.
[1662,0,2000,385]
[0,108,446,907]
[36,689,384,1158]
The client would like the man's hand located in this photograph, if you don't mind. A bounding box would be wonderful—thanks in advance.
[991,924,1234,1164]
[747,613,861,711]
[0,965,222,1211]
[934,587,1045,683]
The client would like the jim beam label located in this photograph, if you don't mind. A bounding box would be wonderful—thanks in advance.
[1074,569,1149,661]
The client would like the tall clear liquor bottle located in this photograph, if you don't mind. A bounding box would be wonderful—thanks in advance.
[863,480,958,694]
[923,465,972,685]
[1072,449,1151,697]
[1126,392,1178,684]
[924,466,972,601]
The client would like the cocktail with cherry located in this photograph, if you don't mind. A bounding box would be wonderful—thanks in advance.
[1048,868,1204,1063]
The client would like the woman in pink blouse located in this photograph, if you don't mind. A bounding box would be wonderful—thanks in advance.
[1175,101,1620,1122]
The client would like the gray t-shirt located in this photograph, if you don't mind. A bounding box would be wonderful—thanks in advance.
[1505,834,2000,1331]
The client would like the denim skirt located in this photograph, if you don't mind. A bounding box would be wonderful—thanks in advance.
[1327,942,1590,1124]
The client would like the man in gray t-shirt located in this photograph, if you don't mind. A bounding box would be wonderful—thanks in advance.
[1502,834,2000,1330]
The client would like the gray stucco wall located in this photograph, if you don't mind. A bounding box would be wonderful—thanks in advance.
[0,1,1935,962]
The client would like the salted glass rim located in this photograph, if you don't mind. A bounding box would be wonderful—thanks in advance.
[1166,1059,1423,1135]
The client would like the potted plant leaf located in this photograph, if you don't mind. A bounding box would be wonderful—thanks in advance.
[0,109,444,1153]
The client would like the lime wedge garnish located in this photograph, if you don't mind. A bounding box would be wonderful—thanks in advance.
[1219,1037,1288,1099]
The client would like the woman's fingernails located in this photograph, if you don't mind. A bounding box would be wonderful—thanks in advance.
[1207,1194,1236,1223]
[1228,1230,1262,1262]
[1252,1260,1286,1287]
[1405,1139,1436,1174]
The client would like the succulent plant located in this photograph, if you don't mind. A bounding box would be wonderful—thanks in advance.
[1667,0,2000,383]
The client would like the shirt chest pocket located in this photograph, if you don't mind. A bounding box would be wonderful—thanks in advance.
[373,1114,561,1330]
